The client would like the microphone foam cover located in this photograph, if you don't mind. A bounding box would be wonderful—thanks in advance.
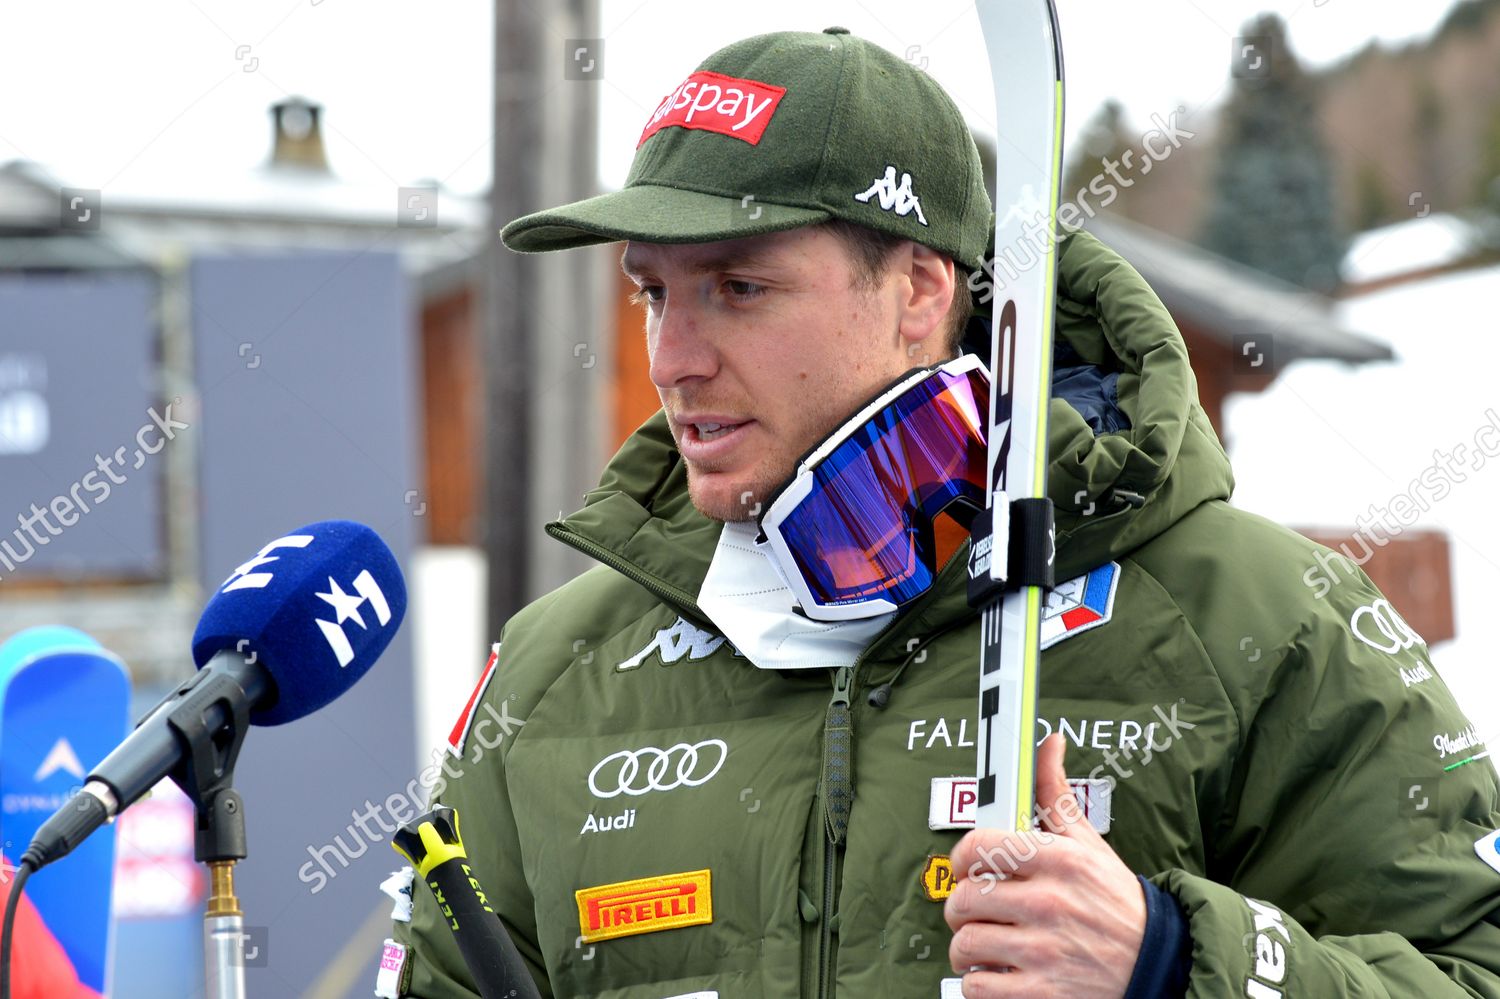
[192,520,406,726]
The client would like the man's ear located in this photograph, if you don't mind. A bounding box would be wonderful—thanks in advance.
[897,243,957,360]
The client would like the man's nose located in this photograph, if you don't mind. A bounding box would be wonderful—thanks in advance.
[648,297,718,389]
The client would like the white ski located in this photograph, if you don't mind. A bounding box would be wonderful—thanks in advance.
[970,0,1066,834]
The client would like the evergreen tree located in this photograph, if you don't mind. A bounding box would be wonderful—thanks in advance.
[1062,100,1136,219]
[1199,15,1345,291]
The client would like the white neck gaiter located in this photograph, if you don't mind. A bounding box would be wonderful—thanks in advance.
[697,521,895,671]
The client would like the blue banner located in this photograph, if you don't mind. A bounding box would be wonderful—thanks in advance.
[0,626,130,994]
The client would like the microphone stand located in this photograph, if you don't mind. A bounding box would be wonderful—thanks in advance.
[168,672,253,999]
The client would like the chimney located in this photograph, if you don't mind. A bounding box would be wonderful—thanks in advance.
[269,97,331,173]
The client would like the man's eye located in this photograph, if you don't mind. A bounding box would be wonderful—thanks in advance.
[725,280,764,299]
[629,285,664,306]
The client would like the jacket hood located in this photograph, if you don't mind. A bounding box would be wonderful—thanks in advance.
[546,226,1234,619]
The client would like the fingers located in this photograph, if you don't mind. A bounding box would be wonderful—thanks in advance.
[949,828,1053,885]
[1034,733,1072,834]
[948,920,1039,976]
[952,968,1043,999]
[943,860,1047,933]
[1034,734,1105,844]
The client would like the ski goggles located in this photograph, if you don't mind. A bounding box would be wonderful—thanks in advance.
[757,354,990,621]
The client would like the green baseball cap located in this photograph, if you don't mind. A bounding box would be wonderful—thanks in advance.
[499,27,993,270]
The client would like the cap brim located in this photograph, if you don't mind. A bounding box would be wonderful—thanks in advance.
[499,184,830,253]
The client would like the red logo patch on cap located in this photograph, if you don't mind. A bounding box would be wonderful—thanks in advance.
[638,70,786,147]
[447,644,499,757]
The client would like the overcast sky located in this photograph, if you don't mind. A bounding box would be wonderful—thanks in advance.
[0,0,1468,200]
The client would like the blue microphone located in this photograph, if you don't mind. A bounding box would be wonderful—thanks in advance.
[22,520,406,871]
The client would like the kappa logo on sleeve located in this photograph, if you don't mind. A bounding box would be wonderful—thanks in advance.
[638,70,786,147]
[447,644,500,757]
[1476,829,1500,877]
[1040,561,1119,650]
[576,869,713,943]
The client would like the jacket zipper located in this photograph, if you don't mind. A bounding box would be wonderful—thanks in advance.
[818,664,855,999]
[815,544,970,998]
[544,523,706,620]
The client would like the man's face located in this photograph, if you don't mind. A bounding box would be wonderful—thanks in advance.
[622,226,935,523]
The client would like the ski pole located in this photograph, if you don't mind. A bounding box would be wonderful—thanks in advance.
[392,806,541,999]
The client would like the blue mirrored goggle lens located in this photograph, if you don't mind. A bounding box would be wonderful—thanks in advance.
[776,366,989,610]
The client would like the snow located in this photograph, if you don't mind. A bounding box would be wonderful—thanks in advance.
[1340,213,1479,286]
[102,164,486,228]
[1225,262,1500,740]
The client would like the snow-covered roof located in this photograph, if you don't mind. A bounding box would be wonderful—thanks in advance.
[0,157,486,278]
[1085,212,1392,366]
[1340,212,1481,286]
[103,164,486,229]
[1225,262,1500,737]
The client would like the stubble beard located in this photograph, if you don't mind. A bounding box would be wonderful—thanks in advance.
[684,459,789,524]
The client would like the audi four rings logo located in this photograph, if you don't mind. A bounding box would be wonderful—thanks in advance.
[587,740,728,799]
[1350,599,1423,655]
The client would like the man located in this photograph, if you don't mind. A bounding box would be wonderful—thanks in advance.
[383,27,1500,999]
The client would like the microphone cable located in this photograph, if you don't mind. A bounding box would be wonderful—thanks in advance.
[0,856,37,999]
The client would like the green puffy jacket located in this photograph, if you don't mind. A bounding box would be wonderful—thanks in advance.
[390,230,1500,998]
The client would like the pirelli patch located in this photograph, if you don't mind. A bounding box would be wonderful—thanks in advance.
[920,855,957,901]
[576,869,713,943]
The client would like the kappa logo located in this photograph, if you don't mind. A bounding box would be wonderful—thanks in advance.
[588,739,728,799]
[576,869,713,943]
[854,165,928,225]
[1349,599,1424,655]
[617,617,729,671]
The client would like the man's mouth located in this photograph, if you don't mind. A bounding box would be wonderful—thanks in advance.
[675,415,756,458]
[693,421,743,442]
